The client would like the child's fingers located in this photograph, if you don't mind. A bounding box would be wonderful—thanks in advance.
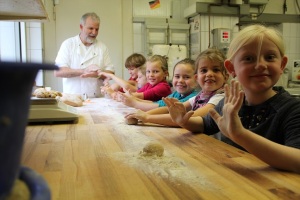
[208,108,220,124]
[174,102,185,110]
[183,111,195,122]
[162,97,172,107]
[224,83,230,104]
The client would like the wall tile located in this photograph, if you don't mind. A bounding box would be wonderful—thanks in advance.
[282,23,289,37]
[284,37,290,54]
[290,24,297,37]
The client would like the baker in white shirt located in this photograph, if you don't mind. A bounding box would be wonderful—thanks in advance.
[55,12,114,98]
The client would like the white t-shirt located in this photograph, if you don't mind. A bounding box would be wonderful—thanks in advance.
[188,93,225,108]
[55,35,114,97]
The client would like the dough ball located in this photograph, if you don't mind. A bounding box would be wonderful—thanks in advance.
[125,118,138,125]
[142,142,164,157]
[56,93,83,107]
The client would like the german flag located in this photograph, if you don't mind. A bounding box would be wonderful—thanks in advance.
[149,0,160,9]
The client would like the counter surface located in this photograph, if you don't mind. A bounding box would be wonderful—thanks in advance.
[22,98,300,200]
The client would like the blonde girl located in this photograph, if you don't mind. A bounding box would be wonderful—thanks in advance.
[120,55,172,101]
[165,24,300,173]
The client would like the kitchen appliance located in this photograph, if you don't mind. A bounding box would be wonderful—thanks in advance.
[152,44,187,80]
[28,97,78,123]
[212,28,232,55]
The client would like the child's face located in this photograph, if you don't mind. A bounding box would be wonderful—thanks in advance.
[196,59,226,92]
[127,67,139,79]
[226,38,287,94]
[146,61,167,86]
[137,70,147,88]
[172,63,197,95]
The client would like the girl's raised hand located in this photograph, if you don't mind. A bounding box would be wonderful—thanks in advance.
[208,80,245,141]
[163,97,194,126]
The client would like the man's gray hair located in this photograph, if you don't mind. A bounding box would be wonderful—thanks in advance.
[80,12,100,25]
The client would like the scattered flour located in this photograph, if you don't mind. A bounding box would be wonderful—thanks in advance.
[83,99,214,188]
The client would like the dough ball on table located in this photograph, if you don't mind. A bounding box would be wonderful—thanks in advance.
[142,142,164,157]
[56,93,83,107]
[125,117,138,125]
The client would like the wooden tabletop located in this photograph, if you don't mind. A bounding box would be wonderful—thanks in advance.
[22,98,300,200]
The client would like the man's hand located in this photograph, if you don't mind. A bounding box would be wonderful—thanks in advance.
[80,64,100,78]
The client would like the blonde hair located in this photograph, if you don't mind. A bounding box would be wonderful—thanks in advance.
[195,48,228,78]
[227,24,285,60]
[147,55,169,73]
[138,64,146,75]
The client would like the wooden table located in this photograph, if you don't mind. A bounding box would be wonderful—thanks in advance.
[22,98,300,200]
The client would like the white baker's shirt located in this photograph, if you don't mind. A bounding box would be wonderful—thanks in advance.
[55,35,114,97]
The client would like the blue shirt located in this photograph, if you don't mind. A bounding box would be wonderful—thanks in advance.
[155,90,198,107]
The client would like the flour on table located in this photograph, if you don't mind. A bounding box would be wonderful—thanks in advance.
[81,98,213,188]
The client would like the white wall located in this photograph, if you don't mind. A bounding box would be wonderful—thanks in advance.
[40,0,300,90]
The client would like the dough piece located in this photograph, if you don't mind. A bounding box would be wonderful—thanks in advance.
[125,117,138,125]
[33,88,47,98]
[33,88,62,98]
[56,93,83,107]
[142,142,164,157]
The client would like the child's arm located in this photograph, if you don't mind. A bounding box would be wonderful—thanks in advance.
[135,81,171,101]
[101,85,117,98]
[99,72,138,92]
[130,92,144,100]
[126,111,181,127]
[140,101,194,126]
[193,103,215,116]
[209,81,300,173]
[126,98,216,127]
[147,107,169,114]
[121,94,159,111]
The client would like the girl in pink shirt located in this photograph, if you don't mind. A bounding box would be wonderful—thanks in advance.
[119,55,172,101]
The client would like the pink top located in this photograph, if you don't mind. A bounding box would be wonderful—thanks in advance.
[137,80,172,101]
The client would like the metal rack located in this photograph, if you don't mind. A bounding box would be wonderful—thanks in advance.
[144,18,190,57]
